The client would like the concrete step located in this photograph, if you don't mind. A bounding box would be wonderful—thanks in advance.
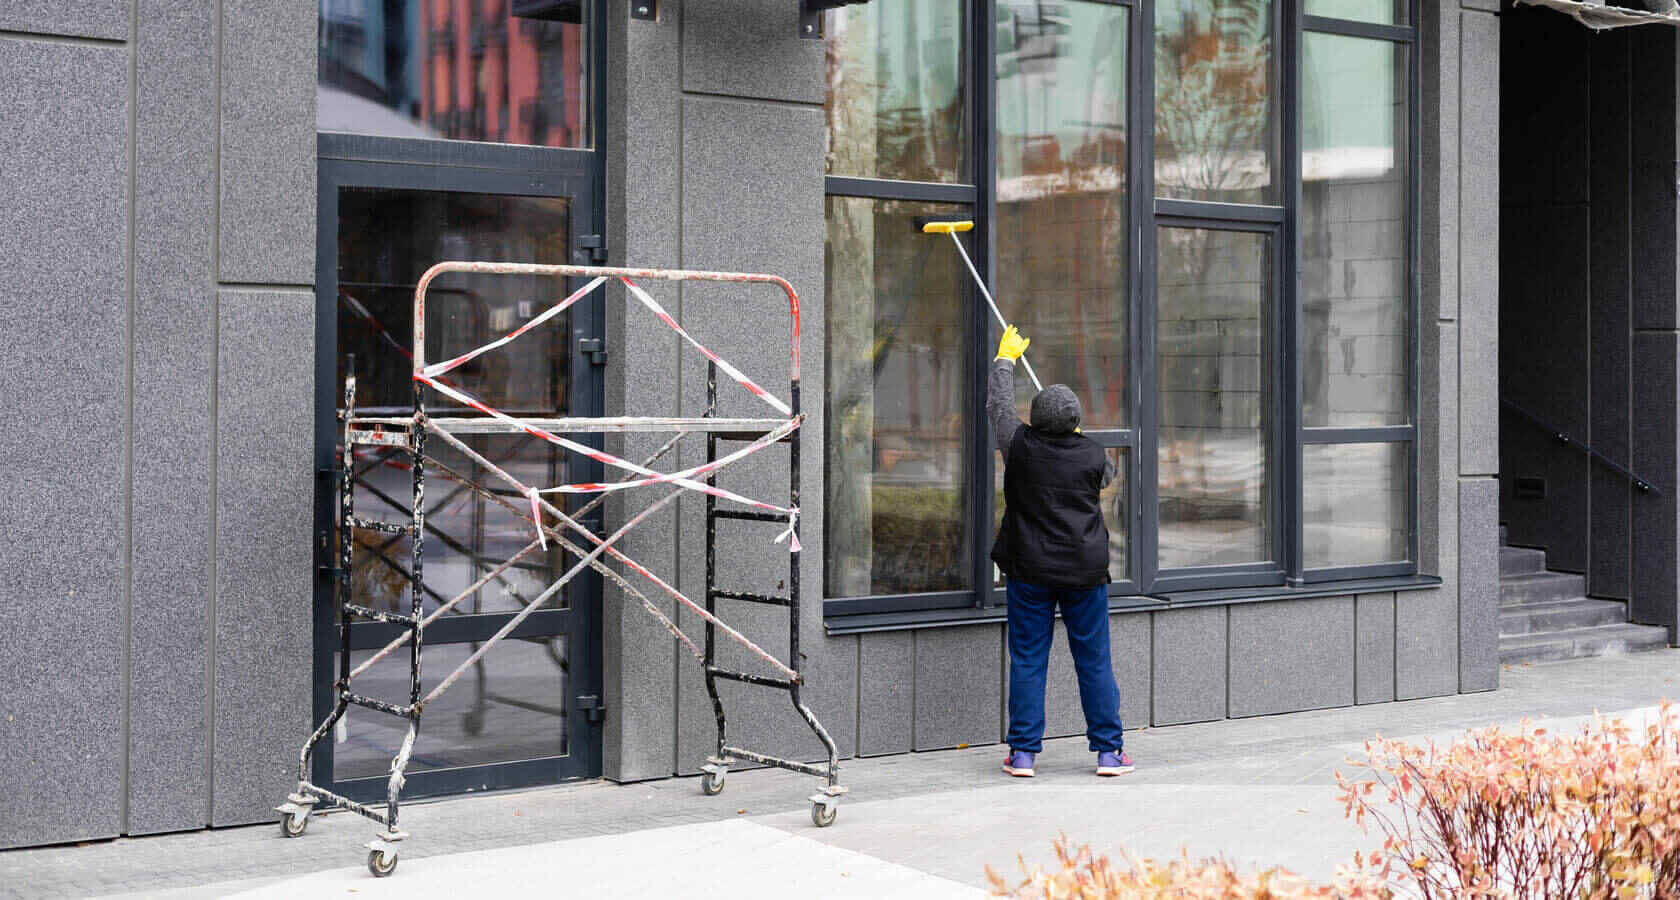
[1500,623,1671,666]
[1498,598,1628,637]
[1499,546,1546,577]
[1499,571,1587,607]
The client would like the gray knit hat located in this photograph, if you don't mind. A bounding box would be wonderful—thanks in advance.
[1030,384,1082,435]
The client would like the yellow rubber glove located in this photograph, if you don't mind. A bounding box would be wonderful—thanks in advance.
[996,324,1030,362]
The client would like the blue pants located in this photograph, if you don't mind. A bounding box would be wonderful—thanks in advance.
[1005,579,1125,754]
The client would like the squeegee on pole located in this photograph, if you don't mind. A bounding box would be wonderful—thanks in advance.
[916,218,1043,392]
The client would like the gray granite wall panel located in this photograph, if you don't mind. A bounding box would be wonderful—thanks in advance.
[1395,588,1459,699]
[913,626,1003,750]
[1496,13,1588,567]
[128,0,217,836]
[1458,10,1498,477]
[1151,608,1227,726]
[1631,29,1678,331]
[682,0,824,104]
[1420,0,1459,323]
[858,631,912,756]
[1112,613,1151,733]
[1632,333,1680,637]
[602,0,683,783]
[218,0,314,285]
[1354,593,1396,704]
[0,2,129,41]
[0,38,128,850]
[1588,32,1633,601]
[1420,317,1459,576]
[1458,477,1499,692]
[1227,597,1354,718]
[212,290,314,825]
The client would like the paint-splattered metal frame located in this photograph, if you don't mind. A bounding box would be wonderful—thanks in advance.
[277,262,844,877]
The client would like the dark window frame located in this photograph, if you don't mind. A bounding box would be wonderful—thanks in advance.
[821,0,1419,620]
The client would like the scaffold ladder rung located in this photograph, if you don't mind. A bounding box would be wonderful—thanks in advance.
[342,692,416,718]
[709,509,789,523]
[347,516,413,535]
[706,667,796,690]
[709,589,791,607]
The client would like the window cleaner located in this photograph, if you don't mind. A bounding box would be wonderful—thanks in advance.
[917,217,1133,779]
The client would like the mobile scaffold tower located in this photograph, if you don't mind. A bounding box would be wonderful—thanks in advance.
[276,262,844,877]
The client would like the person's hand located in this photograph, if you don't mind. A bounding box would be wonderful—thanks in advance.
[996,325,1030,362]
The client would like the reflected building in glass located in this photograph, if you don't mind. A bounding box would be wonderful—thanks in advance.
[318,0,588,148]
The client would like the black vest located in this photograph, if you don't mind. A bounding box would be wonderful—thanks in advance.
[991,426,1110,589]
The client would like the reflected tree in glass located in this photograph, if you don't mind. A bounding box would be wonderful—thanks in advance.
[1154,0,1276,204]
[825,198,974,597]
[825,0,968,183]
[994,0,1131,428]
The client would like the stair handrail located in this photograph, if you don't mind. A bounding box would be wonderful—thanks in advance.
[1500,398,1660,496]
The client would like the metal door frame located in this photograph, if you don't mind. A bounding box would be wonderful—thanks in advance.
[312,141,605,800]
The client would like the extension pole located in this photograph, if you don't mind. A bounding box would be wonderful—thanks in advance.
[921,220,1043,391]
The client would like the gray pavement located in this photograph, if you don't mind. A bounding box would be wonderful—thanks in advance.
[4,650,1677,898]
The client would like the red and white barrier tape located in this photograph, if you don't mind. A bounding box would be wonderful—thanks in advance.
[415,373,799,518]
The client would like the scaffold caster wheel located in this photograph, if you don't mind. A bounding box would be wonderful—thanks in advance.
[811,801,837,828]
[701,769,726,795]
[279,811,308,838]
[368,848,398,878]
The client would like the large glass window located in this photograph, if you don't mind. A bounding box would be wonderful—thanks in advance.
[1154,0,1277,205]
[1301,35,1408,428]
[318,0,590,148]
[825,0,968,182]
[995,0,1131,428]
[1156,226,1273,570]
[823,0,1417,612]
[332,185,586,783]
[825,198,975,598]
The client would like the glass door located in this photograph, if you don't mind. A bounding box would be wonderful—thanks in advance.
[313,159,603,799]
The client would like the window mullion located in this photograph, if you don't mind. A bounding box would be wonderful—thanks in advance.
[1284,0,1306,585]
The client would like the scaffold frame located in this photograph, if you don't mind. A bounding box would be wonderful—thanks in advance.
[276,262,843,878]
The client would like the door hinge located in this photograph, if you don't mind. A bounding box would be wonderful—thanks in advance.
[579,234,608,263]
[579,337,607,365]
[577,694,607,724]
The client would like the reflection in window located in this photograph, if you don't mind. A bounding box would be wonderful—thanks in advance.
[1301,35,1408,427]
[825,197,974,597]
[318,0,589,148]
[995,0,1130,428]
[1156,227,1272,568]
[337,187,580,646]
[1303,442,1408,567]
[824,0,968,183]
[1154,0,1276,204]
[337,638,567,779]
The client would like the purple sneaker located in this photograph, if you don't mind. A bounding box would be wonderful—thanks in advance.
[1002,750,1036,777]
[1096,750,1134,776]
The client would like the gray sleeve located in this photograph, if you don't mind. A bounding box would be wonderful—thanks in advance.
[1100,454,1116,490]
[987,358,1022,455]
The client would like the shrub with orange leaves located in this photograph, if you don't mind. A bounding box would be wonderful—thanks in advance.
[987,835,1393,899]
[1337,701,1680,898]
